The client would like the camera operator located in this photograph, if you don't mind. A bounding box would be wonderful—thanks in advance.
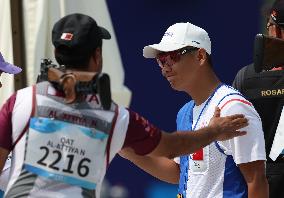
[0,13,249,198]
[232,0,284,197]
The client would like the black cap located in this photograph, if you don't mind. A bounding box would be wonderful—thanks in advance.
[52,13,111,66]
[270,0,284,27]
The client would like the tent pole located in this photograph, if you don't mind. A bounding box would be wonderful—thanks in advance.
[10,0,27,90]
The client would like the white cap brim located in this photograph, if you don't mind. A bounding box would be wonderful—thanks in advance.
[143,43,188,58]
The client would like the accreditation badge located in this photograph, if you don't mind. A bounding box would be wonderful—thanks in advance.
[189,146,209,174]
[24,117,109,190]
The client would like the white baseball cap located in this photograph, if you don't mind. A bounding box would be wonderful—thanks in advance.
[143,22,211,58]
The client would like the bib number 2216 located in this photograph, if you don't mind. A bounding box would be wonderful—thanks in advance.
[24,117,109,190]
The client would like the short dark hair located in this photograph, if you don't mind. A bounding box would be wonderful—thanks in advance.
[52,13,110,68]
[206,53,213,66]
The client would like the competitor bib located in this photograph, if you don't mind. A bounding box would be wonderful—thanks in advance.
[24,117,109,189]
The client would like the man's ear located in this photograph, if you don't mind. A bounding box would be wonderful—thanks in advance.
[89,48,102,72]
[94,48,102,66]
[197,48,207,65]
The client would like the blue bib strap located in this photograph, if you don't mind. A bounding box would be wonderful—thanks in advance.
[176,100,194,198]
[214,141,226,155]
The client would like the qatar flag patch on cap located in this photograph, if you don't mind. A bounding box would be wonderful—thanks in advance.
[61,33,73,41]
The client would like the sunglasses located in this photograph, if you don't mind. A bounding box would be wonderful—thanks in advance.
[156,47,199,68]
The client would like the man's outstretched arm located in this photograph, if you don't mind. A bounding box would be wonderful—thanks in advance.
[120,107,248,183]
[148,107,248,158]
[140,107,247,159]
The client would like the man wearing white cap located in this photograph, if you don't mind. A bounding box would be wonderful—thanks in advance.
[0,52,22,198]
[121,22,268,198]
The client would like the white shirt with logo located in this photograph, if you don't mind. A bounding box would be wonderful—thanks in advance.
[177,85,266,198]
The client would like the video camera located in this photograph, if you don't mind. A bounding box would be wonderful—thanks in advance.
[254,34,284,72]
[37,59,112,110]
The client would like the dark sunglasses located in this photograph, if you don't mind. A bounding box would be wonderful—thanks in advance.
[156,47,199,68]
